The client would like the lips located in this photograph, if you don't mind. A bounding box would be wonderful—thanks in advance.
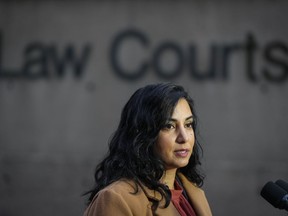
[174,149,189,157]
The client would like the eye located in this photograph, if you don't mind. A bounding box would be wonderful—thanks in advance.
[163,122,175,130]
[185,121,194,128]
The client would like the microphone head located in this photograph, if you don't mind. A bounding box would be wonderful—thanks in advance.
[275,179,288,193]
[260,181,288,210]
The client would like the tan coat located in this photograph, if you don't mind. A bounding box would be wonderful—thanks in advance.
[84,173,212,216]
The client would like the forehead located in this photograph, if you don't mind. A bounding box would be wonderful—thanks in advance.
[171,99,192,118]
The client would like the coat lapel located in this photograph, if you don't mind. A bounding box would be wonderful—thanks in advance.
[177,173,212,216]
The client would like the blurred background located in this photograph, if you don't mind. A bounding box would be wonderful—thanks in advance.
[1,0,288,215]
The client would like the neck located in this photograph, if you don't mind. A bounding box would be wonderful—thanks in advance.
[161,169,177,189]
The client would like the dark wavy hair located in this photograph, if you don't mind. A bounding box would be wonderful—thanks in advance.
[85,83,204,211]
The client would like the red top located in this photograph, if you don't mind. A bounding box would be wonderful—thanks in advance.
[170,181,196,216]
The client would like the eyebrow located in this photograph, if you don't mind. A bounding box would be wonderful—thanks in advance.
[168,115,194,122]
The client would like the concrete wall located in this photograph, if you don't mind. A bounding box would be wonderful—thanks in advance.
[0,1,288,215]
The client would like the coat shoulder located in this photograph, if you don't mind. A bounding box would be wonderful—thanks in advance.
[84,179,152,216]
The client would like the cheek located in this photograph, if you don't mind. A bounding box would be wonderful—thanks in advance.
[155,135,171,155]
[189,133,195,148]
[191,131,195,141]
[191,134,195,146]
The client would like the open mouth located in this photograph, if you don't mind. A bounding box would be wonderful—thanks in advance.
[174,149,189,157]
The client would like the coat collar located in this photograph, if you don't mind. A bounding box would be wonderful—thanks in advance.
[177,173,212,216]
[138,172,212,216]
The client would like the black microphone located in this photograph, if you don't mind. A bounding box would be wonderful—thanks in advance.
[260,181,288,211]
[276,179,288,193]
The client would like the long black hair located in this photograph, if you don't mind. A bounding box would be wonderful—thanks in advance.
[85,83,204,211]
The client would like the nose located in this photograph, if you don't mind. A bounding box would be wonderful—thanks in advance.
[176,127,189,144]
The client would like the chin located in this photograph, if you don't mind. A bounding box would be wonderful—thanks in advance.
[178,161,189,168]
[172,163,189,169]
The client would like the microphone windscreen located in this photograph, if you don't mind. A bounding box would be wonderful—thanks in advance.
[260,181,287,209]
[275,179,288,193]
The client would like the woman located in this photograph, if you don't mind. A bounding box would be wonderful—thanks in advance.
[84,83,212,216]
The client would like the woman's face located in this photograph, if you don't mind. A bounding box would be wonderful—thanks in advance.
[154,98,195,170]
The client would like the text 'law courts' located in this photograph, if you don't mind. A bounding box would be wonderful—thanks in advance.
[1,29,288,83]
